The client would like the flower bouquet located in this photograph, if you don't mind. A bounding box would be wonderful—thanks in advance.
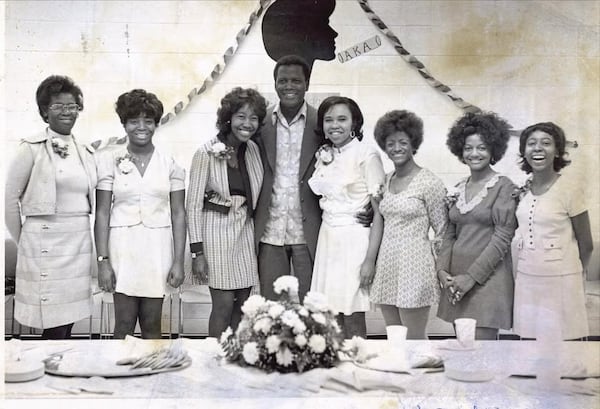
[220,276,347,373]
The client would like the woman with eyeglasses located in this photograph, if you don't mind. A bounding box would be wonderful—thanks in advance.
[5,75,97,339]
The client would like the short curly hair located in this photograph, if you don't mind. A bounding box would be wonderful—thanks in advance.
[36,75,84,122]
[446,112,511,164]
[216,87,268,141]
[374,110,423,152]
[273,55,311,86]
[518,122,571,173]
[115,89,163,125]
[315,96,364,141]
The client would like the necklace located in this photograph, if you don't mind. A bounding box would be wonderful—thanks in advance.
[128,148,154,168]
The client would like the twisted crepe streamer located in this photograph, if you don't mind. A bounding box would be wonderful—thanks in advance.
[357,0,482,114]
[90,0,271,151]
[160,0,272,125]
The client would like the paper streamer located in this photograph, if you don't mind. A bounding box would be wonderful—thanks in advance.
[160,0,272,125]
[356,0,482,114]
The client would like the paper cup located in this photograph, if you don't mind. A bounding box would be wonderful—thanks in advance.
[386,325,408,347]
[454,318,476,348]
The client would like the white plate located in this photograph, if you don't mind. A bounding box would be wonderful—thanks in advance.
[5,359,45,382]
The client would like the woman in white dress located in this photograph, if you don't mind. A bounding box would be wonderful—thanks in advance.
[94,89,186,339]
[309,96,385,338]
[512,122,593,340]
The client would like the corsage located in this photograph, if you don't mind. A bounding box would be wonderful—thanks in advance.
[208,141,234,160]
[117,153,135,174]
[315,145,334,165]
[51,138,69,159]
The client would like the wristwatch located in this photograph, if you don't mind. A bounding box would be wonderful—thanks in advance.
[97,255,109,262]
[191,252,203,259]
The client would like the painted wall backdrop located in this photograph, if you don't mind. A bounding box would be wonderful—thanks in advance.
[3,0,600,243]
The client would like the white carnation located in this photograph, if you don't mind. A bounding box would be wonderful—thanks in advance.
[242,342,259,365]
[308,334,327,354]
[210,141,227,154]
[280,310,300,327]
[273,275,299,295]
[268,303,285,319]
[252,317,273,334]
[292,320,307,334]
[241,295,266,318]
[266,335,281,354]
[294,334,307,347]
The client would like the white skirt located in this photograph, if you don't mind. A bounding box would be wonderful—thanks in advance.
[109,223,173,298]
[513,271,589,340]
[311,221,370,315]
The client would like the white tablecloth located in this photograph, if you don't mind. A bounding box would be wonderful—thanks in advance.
[3,339,599,409]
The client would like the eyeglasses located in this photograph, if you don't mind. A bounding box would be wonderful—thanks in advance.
[48,103,81,113]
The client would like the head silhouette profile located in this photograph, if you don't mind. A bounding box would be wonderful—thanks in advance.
[262,0,337,75]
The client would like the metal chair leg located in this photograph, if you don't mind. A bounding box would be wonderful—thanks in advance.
[169,295,173,339]
[178,293,183,336]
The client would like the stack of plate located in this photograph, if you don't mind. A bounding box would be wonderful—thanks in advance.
[5,359,45,383]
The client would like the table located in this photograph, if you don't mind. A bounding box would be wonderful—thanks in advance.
[3,339,599,409]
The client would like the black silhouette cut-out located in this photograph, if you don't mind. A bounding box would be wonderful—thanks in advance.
[262,0,337,74]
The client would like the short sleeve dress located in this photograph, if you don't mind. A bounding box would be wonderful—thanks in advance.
[371,168,447,308]
[308,139,385,315]
[436,175,517,329]
[96,146,185,298]
[512,175,589,339]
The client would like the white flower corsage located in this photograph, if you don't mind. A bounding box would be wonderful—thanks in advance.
[116,153,135,174]
[208,141,234,160]
[315,145,334,165]
[51,138,69,158]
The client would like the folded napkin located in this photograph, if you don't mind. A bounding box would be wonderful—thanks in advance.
[325,365,406,393]
[46,376,114,395]
[352,350,411,374]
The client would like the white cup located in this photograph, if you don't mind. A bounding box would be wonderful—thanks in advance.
[454,318,476,349]
[386,325,408,347]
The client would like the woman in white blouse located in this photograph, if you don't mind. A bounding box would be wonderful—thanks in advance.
[513,122,593,340]
[308,96,385,338]
[5,75,97,339]
[94,89,186,339]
